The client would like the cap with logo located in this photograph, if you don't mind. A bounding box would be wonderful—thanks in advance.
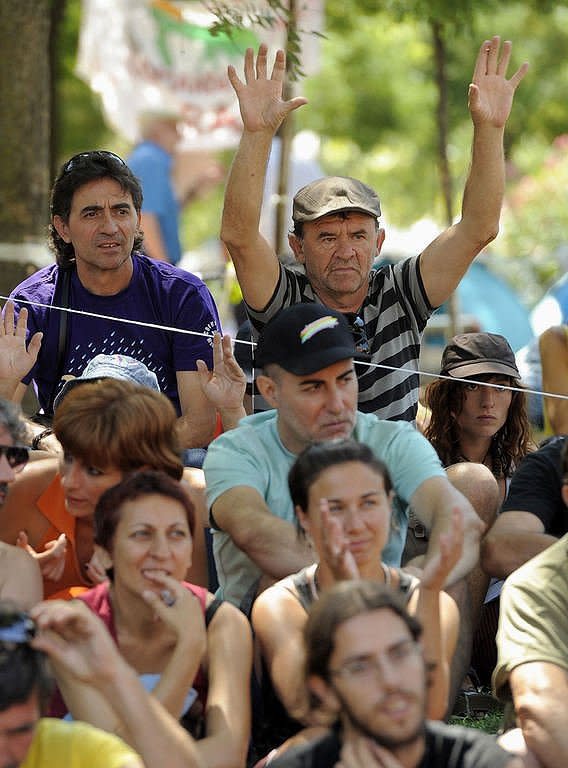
[292,176,381,224]
[440,333,520,380]
[53,354,160,410]
[255,304,357,376]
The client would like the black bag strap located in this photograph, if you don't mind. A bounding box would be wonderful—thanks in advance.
[45,267,72,417]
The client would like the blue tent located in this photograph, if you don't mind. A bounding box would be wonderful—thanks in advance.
[452,261,534,351]
[376,257,533,351]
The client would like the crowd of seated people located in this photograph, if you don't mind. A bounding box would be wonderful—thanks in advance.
[2,34,567,768]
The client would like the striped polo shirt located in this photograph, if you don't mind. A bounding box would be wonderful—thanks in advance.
[245,254,433,422]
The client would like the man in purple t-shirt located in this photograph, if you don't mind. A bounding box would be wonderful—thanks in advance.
[3,150,220,448]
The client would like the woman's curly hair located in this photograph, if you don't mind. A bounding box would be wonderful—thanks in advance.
[423,377,532,477]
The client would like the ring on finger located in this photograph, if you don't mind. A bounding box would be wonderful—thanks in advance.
[160,589,176,607]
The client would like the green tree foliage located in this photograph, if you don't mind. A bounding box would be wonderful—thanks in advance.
[53,0,116,167]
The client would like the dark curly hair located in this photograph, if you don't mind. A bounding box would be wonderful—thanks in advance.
[423,376,532,477]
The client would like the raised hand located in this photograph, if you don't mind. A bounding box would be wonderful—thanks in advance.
[319,499,359,582]
[196,332,246,413]
[17,531,67,582]
[0,301,42,382]
[469,36,528,128]
[228,44,307,134]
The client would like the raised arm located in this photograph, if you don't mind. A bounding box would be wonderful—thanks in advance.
[539,325,568,435]
[408,508,461,720]
[221,45,307,310]
[420,36,528,308]
[31,599,205,768]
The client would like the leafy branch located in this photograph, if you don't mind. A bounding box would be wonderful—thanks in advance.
[205,1,324,81]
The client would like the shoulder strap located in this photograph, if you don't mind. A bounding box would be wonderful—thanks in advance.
[45,267,72,416]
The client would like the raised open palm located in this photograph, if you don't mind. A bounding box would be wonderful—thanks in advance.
[228,44,307,134]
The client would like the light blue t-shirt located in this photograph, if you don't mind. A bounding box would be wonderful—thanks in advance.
[128,140,181,265]
[204,410,445,606]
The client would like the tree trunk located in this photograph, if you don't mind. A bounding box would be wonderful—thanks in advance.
[275,0,296,259]
[0,1,52,244]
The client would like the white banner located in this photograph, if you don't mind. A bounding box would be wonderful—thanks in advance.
[77,0,323,149]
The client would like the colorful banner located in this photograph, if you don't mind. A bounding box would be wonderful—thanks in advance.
[77,0,323,148]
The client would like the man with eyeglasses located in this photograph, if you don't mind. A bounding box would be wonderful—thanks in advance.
[0,400,41,609]
[267,580,535,768]
[3,150,221,451]
[221,38,527,423]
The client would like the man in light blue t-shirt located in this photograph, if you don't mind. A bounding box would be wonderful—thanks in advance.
[204,303,485,609]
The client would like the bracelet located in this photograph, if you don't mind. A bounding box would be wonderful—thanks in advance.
[32,428,54,451]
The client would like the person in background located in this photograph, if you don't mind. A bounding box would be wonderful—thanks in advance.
[0,600,143,768]
[268,580,536,768]
[493,483,568,768]
[128,110,183,265]
[0,399,42,609]
[4,150,220,448]
[539,324,568,436]
[0,378,208,599]
[221,39,527,421]
[419,332,533,694]
[49,471,252,768]
[251,439,459,743]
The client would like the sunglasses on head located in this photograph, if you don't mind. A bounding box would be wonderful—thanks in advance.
[0,445,29,471]
[63,150,127,174]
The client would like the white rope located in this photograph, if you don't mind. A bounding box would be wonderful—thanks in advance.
[2,295,567,401]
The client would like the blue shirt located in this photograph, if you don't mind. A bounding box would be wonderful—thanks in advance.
[128,140,181,264]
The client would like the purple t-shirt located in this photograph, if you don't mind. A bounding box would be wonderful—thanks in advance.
[10,253,221,414]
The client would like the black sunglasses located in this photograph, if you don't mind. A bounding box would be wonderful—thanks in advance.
[63,150,127,174]
[0,445,29,471]
[346,314,371,355]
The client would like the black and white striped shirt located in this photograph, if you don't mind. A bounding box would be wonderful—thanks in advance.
[246,254,433,422]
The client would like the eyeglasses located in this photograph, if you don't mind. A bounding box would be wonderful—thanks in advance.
[346,314,371,355]
[0,445,29,472]
[329,639,420,683]
[63,150,127,174]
